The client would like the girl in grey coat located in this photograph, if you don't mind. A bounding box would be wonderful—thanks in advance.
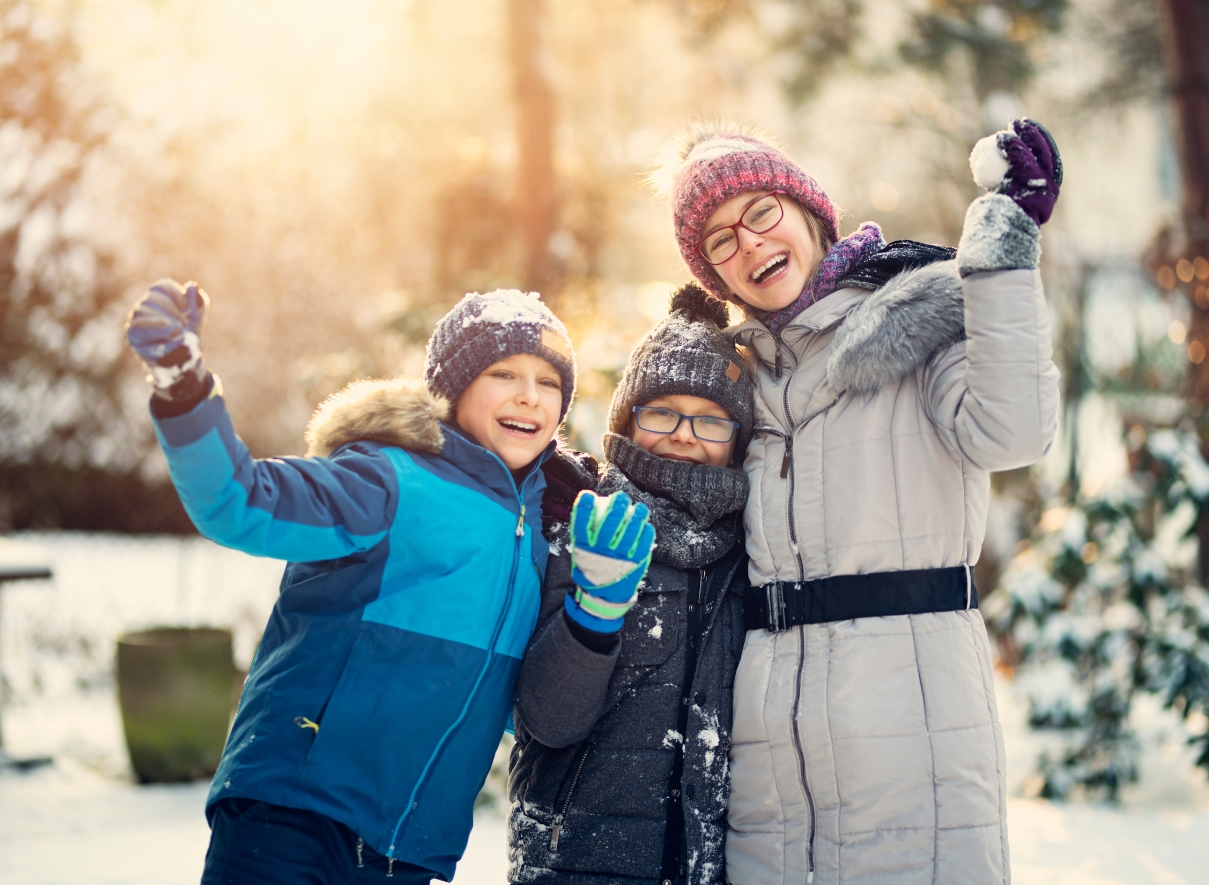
[508,286,757,885]
[659,120,1063,884]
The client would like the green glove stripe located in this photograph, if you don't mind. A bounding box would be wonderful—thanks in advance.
[574,586,638,619]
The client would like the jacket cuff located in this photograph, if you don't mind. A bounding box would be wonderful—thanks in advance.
[956,193,1040,278]
[150,371,217,419]
[563,592,624,634]
[563,609,620,653]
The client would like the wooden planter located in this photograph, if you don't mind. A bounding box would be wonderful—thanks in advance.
[116,627,235,783]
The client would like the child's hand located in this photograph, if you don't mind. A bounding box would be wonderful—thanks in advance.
[124,280,210,398]
[565,490,655,633]
[969,118,1062,227]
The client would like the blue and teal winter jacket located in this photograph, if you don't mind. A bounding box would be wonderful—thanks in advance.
[152,377,552,879]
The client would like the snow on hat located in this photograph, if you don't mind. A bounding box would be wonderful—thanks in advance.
[655,120,839,302]
[424,289,576,422]
[608,282,755,460]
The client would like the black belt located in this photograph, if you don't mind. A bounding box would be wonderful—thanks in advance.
[745,566,976,632]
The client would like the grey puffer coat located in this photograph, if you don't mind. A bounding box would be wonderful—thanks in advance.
[723,195,1060,884]
[508,526,749,885]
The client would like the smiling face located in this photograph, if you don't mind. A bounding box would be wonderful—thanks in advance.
[454,353,563,470]
[629,394,737,468]
[703,191,824,313]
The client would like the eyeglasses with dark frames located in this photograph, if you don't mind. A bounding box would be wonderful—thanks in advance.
[696,191,787,266]
[631,406,740,444]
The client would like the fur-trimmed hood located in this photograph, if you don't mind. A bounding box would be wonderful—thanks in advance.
[304,378,449,458]
[728,260,966,396]
[826,259,965,396]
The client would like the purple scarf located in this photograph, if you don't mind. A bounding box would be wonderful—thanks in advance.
[757,222,885,334]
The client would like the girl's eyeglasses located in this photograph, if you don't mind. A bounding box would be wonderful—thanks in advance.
[632,406,740,444]
[696,191,786,266]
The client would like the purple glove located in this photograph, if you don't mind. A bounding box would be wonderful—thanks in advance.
[998,119,1062,227]
[124,279,211,404]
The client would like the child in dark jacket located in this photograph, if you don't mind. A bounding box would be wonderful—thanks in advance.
[122,282,649,885]
[509,284,756,885]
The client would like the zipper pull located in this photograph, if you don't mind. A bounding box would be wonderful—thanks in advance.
[775,347,783,379]
[780,450,791,479]
[516,505,526,538]
[549,820,561,851]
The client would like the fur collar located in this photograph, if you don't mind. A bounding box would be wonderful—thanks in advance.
[304,378,449,458]
[825,259,964,396]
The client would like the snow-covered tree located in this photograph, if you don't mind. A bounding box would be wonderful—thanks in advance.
[989,427,1209,799]
[0,0,170,528]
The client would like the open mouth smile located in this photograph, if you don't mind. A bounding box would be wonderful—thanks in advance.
[498,418,540,437]
[750,252,789,285]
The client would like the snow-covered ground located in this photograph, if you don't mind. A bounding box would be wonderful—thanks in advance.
[2,533,1209,884]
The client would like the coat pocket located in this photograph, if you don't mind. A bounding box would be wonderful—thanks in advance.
[618,582,682,667]
[548,740,593,852]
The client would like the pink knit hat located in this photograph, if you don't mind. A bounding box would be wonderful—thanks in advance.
[658,121,839,302]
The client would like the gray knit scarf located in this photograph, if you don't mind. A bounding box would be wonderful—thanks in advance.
[600,432,748,569]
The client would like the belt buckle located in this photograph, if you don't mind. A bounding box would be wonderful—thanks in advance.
[766,582,788,632]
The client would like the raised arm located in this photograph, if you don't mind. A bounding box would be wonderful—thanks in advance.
[154,393,397,561]
[126,280,397,562]
[923,120,1062,472]
[515,487,654,748]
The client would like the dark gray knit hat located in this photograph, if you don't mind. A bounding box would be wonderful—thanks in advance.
[424,289,576,421]
[608,283,755,459]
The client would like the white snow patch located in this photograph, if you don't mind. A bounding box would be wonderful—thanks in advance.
[969,134,1009,190]
[698,727,720,750]
[460,289,561,334]
[649,617,663,639]
[146,331,203,390]
[662,729,683,749]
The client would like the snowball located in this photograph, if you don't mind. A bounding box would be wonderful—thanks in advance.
[969,135,1009,191]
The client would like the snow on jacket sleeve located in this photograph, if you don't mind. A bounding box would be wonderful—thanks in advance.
[922,195,1060,472]
[514,525,619,749]
[153,392,397,562]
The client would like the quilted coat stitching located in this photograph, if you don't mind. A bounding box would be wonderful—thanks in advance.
[907,615,940,884]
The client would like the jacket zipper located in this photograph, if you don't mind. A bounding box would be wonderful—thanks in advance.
[777,354,837,885]
[549,740,594,851]
[780,396,840,885]
[690,554,743,686]
[781,379,843,583]
[386,463,537,857]
[791,625,816,884]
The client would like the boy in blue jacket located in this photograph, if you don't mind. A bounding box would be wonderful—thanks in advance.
[122,281,654,884]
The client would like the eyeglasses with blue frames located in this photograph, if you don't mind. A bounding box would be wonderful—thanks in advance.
[631,406,740,444]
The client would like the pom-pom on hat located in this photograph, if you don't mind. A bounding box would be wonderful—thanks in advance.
[654,120,839,302]
[424,289,576,422]
[608,283,755,460]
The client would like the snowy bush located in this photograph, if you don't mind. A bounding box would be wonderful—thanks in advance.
[988,427,1209,799]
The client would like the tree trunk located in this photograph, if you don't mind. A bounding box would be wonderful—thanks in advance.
[1156,0,1209,575]
[507,0,558,298]
[1157,0,1209,396]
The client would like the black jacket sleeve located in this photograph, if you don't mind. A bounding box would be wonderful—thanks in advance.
[515,449,620,749]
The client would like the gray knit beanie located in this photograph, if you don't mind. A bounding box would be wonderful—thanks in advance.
[608,283,755,459]
[424,289,576,421]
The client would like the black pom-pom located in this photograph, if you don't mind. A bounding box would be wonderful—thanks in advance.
[669,282,730,329]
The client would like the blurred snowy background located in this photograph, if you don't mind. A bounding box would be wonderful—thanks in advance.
[2,0,1209,882]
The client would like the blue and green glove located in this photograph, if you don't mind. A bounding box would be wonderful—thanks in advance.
[564,490,656,634]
